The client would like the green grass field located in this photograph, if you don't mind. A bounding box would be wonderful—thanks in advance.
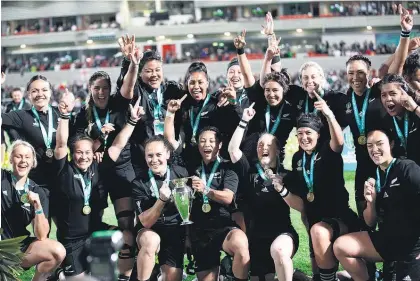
[18,172,357,281]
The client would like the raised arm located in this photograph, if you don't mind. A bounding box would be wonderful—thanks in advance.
[234,30,255,88]
[260,45,278,88]
[228,103,255,163]
[108,97,145,162]
[29,191,49,240]
[118,36,143,100]
[314,91,344,153]
[388,5,414,75]
[363,178,377,227]
[164,94,187,150]
[55,89,75,160]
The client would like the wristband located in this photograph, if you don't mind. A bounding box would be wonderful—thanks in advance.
[238,124,247,129]
[159,197,168,203]
[401,30,411,38]
[237,48,245,55]
[35,208,43,215]
[240,119,249,124]
[127,117,138,126]
[228,98,237,105]
[166,111,174,117]
[59,113,71,120]
[271,55,281,65]
[279,186,289,198]
[414,105,419,112]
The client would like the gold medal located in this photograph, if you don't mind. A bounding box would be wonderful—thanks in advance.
[358,135,366,145]
[202,203,211,213]
[307,192,315,202]
[45,148,54,158]
[20,193,29,204]
[82,205,91,215]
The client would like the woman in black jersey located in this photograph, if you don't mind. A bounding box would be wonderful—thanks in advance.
[1,140,65,281]
[281,94,359,281]
[379,74,420,165]
[228,104,298,281]
[72,71,136,279]
[334,129,420,281]
[2,75,60,193]
[164,62,240,173]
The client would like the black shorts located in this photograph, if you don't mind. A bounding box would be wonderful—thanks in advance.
[20,236,37,270]
[139,225,186,269]
[369,232,420,261]
[383,259,420,281]
[249,228,299,276]
[108,161,136,202]
[61,237,89,276]
[191,226,237,272]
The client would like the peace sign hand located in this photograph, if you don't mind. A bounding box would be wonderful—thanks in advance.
[400,87,417,112]
[261,12,274,35]
[129,96,146,122]
[59,88,75,114]
[313,91,334,118]
[167,94,187,113]
[399,4,413,32]
[234,30,247,49]
[242,102,256,122]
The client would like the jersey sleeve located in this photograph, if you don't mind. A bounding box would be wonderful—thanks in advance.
[132,180,155,216]
[222,169,239,194]
[1,111,24,129]
[232,154,251,181]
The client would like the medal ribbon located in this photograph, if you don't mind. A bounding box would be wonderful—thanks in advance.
[190,94,211,140]
[149,86,163,121]
[236,89,246,106]
[255,163,268,181]
[148,167,171,199]
[304,91,323,114]
[13,99,24,111]
[11,175,29,197]
[201,156,220,204]
[74,167,92,207]
[31,106,53,149]
[265,104,284,135]
[351,88,371,140]
[302,152,317,193]
[392,112,409,150]
[93,106,110,147]
[375,158,396,193]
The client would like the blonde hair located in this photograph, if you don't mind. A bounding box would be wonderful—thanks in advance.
[9,140,38,169]
[299,61,327,89]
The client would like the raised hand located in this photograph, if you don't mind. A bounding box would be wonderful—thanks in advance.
[261,12,274,35]
[59,89,75,114]
[242,102,256,122]
[191,176,206,193]
[269,36,282,49]
[129,42,143,65]
[94,151,104,163]
[234,30,247,49]
[266,45,279,61]
[399,4,413,32]
[313,91,334,118]
[167,94,188,113]
[409,37,420,52]
[129,96,146,121]
[117,34,136,59]
[28,191,41,210]
[159,183,172,202]
[400,87,418,112]
[364,178,376,203]
[101,123,115,135]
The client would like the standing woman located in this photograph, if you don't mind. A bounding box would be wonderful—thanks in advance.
[2,75,59,193]
[1,140,66,281]
[228,104,299,281]
[378,73,420,165]
[334,129,420,281]
[281,94,359,281]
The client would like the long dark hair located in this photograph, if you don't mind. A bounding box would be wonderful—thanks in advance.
[183,61,209,91]
[85,71,111,123]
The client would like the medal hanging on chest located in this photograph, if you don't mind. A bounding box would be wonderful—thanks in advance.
[351,89,371,145]
[150,87,165,135]
[201,157,220,213]
[12,175,30,204]
[32,106,54,158]
[190,95,211,146]
[93,106,110,148]
[74,167,92,216]
[302,152,317,202]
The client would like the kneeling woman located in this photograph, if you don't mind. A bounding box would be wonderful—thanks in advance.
[190,126,250,281]
[1,140,65,281]
[228,104,298,281]
[334,129,420,281]
[53,91,110,277]
[282,94,359,281]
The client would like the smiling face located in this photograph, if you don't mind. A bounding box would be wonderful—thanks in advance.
[297,127,319,152]
[140,60,163,89]
[198,130,221,163]
[27,79,51,111]
[227,65,244,89]
[72,140,94,172]
[367,130,393,166]
[257,134,278,168]
[145,141,170,175]
[346,60,369,93]
[301,65,324,94]
[11,144,35,178]
[380,82,405,117]
[264,81,284,106]
[188,71,209,101]
[11,89,23,104]
[90,78,110,109]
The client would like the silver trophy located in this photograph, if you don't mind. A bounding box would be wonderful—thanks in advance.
[171,178,194,225]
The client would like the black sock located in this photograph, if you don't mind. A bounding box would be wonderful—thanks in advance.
[137,279,150,281]
[319,267,337,281]
[118,275,130,281]
[234,277,248,281]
